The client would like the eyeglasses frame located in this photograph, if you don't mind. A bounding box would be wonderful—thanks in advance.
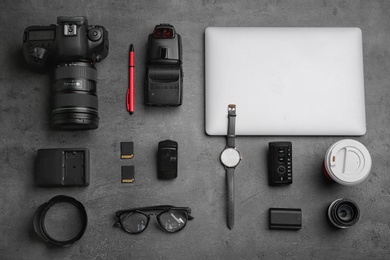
[114,205,194,234]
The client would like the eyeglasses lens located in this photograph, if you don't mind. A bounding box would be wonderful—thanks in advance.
[159,210,188,232]
[120,212,148,233]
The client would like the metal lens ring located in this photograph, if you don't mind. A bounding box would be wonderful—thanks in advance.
[119,211,149,234]
[52,62,99,130]
[157,210,188,233]
[327,198,360,229]
[33,195,87,246]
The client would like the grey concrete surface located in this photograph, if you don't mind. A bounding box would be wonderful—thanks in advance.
[1,0,390,259]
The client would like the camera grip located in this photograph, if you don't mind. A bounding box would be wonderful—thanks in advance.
[24,46,50,69]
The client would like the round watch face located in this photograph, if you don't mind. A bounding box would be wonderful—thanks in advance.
[220,148,241,168]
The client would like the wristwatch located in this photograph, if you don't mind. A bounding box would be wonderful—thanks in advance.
[220,104,241,230]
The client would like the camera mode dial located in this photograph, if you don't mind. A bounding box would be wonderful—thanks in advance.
[88,28,102,42]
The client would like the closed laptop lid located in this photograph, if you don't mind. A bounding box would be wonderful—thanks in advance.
[205,27,366,136]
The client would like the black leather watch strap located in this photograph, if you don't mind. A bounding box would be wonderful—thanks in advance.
[227,104,236,148]
[226,167,234,230]
[33,195,88,247]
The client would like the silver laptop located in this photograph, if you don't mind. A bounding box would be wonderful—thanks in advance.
[205,27,366,136]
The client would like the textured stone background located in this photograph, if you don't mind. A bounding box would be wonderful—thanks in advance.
[1,0,390,259]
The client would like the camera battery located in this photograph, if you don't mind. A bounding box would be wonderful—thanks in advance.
[269,208,302,230]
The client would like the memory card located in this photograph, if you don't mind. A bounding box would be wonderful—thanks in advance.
[121,166,135,183]
[121,142,134,159]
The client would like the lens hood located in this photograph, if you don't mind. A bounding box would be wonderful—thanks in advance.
[33,195,87,246]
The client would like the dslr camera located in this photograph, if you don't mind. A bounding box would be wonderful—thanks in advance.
[23,16,109,130]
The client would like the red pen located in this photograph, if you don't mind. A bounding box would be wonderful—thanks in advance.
[127,44,135,114]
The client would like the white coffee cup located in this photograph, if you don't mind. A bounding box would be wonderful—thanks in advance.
[323,139,372,186]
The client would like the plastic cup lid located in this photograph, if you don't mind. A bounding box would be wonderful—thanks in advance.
[324,139,372,185]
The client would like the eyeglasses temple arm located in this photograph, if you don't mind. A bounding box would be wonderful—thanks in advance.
[115,205,194,220]
[116,205,176,212]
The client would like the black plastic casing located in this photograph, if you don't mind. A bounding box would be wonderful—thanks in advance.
[269,208,302,230]
[33,195,88,246]
[145,24,183,106]
[268,142,293,185]
[36,148,90,187]
[23,16,109,71]
[22,17,109,131]
[158,140,178,179]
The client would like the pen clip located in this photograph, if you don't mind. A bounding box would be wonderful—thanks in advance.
[126,90,130,111]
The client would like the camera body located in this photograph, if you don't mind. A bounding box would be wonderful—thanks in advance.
[145,24,183,106]
[23,16,108,71]
[23,16,109,130]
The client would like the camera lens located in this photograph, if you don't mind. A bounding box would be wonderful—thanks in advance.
[327,198,360,229]
[52,62,99,130]
[337,205,354,221]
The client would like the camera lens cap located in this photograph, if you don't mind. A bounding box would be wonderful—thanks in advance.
[88,28,102,42]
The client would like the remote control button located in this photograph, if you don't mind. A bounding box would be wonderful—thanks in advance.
[277,166,286,174]
[287,162,292,165]
[278,157,285,162]
[278,148,285,154]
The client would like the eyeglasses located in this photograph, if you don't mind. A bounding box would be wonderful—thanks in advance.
[114,205,194,234]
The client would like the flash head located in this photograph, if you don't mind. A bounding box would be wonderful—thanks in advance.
[153,24,175,39]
